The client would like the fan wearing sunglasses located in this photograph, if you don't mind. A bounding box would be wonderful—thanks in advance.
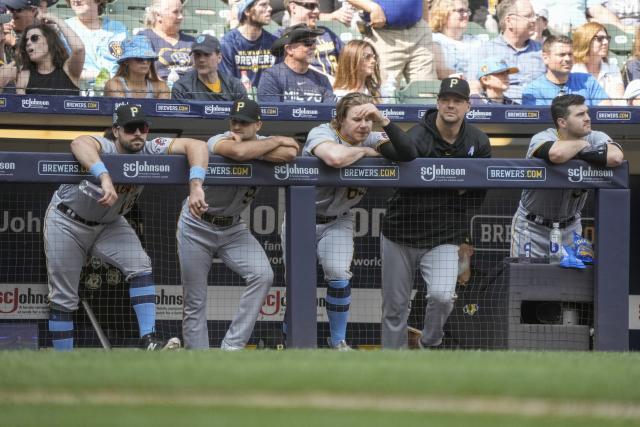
[44,104,209,352]
[104,35,170,99]
[257,23,335,103]
[16,13,84,95]
[570,22,625,105]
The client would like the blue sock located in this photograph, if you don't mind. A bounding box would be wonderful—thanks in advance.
[49,308,74,351]
[325,280,351,346]
[129,274,156,337]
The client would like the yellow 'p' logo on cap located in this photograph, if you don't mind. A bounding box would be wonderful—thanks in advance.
[131,106,139,116]
[236,102,245,112]
[450,78,459,88]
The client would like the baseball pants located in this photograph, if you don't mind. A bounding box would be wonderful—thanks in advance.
[178,209,274,350]
[381,233,459,349]
[510,211,582,258]
[44,201,152,312]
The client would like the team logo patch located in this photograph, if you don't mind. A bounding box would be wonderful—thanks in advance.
[109,41,123,59]
[85,273,102,290]
[463,304,479,316]
[106,269,121,286]
[90,256,102,270]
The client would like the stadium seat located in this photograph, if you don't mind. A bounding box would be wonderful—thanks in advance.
[396,80,441,105]
[604,24,634,54]
[106,0,147,27]
[183,0,230,24]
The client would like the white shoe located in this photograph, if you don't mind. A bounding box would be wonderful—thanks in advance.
[328,338,353,351]
[221,340,243,351]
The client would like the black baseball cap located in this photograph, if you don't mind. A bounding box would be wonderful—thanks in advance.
[191,34,221,54]
[113,104,149,126]
[2,0,38,9]
[438,77,470,100]
[229,99,261,123]
[271,24,324,57]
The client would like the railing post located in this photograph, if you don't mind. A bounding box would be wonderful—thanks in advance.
[285,186,317,348]
[594,188,630,350]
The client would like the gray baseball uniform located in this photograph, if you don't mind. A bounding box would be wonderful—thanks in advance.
[510,129,614,257]
[282,123,386,347]
[178,132,273,350]
[44,136,174,312]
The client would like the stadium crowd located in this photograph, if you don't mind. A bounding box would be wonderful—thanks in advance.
[0,0,635,104]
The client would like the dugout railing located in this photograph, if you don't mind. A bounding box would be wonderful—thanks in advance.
[0,152,629,351]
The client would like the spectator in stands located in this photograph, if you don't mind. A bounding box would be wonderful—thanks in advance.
[0,13,15,66]
[522,35,610,105]
[571,22,625,105]
[220,0,277,91]
[4,0,38,35]
[622,27,640,85]
[468,0,544,101]
[139,0,194,82]
[257,23,335,102]
[531,6,549,44]
[347,0,436,86]
[16,14,84,95]
[104,35,169,99]
[587,0,638,33]
[252,0,352,30]
[332,39,380,101]
[279,0,343,78]
[623,80,640,106]
[64,0,128,90]
[470,58,519,104]
[531,0,589,36]
[429,0,482,79]
[172,34,246,101]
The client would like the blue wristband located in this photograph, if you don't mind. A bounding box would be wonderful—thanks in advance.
[89,161,108,178]
[189,166,206,181]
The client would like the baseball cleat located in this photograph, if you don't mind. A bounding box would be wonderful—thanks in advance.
[407,326,423,349]
[328,338,353,351]
[141,334,181,351]
[220,340,243,351]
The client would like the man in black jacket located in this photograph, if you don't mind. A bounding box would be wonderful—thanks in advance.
[361,77,492,349]
[172,34,247,101]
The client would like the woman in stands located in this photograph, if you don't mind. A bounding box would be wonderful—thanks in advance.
[16,13,84,95]
[65,0,128,91]
[429,0,481,79]
[138,0,195,82]
[622,27,640,86]
[103,35,170,98]
[333,40,380,102]
[571,22,625,105]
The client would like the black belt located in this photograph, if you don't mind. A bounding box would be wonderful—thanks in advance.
[525,214,576,229]
[201,212,236,227]
[57,203,101,226]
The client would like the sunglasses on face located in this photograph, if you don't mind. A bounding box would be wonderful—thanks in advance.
[292,1,319,10]
[362,52,377,61]
[593,35,611,43]
[298,38,317,47]
[452,8,471,16]
[120,122,149,134]
[27,34,40,43]
[7,7,24,13]
[133,58,152,62]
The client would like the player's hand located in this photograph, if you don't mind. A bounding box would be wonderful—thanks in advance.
[188,180,208,218]
[363,146,380,157]
[369,3,386,29]
[229,132,243,144]
[353,103,390,126]
[98,175,118,207]
[275,136,300,150]
[457,243,474,286]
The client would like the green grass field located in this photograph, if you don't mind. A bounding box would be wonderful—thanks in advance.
[2,350,640,426]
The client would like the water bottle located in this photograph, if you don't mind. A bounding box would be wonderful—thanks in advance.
[79,180,104,201]
[380,75,396,103]
[167,68,180,91]
[520,222,532,262]
[240,70,254,99]
[549,222,562,264]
